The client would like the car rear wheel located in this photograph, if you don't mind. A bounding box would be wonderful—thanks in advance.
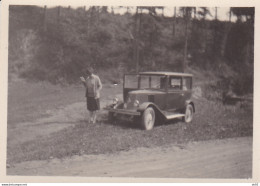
[141,107,155,130]
[183,104,193,123]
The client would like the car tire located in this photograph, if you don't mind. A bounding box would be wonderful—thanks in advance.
[183,104,193,123]
[141,107,155,130]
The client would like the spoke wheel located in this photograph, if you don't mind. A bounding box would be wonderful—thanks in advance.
[184,104,193,123]
[141,107,155,130]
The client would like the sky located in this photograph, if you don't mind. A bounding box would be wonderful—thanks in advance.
[109,7,233,21]
[46,5,236,22]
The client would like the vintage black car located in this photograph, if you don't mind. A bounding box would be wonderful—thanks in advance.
[105,72,195,130]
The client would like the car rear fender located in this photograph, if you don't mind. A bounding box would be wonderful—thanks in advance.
[186,100,195,112]
[137,102,166,119]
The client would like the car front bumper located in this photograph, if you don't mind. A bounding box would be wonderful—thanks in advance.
[104,107,141,116]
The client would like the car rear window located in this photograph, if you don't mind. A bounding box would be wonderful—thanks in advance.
[169,77,182,90]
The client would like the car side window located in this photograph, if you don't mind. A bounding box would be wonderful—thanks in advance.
[169,77,182,90]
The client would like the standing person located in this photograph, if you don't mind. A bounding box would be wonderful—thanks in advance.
[80,67,102,124]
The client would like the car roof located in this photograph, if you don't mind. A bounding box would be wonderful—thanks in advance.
[139,71,193,77]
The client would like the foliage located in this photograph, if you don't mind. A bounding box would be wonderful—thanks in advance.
[8,6,254,95]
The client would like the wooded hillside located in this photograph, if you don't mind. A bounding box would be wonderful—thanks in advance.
[8,6,254,95]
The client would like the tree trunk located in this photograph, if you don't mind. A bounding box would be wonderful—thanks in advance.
[162,7,164,17]
[136,8,142,73]
[221,23,232,57]
[43,5,47,31]
[172,7,176,37]
[111,6,114,14]
[182,8,192,72]
[87,6,91,38]
[96,6,100,25]
[183,18,188,72]
[215,7,218,20]
[229,8,232,22]
[57,6,61,22]
[133,7,140,73]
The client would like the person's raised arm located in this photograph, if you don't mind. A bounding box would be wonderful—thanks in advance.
[80,76,86,88]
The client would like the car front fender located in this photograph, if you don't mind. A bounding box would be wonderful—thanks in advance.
[186,100,195,112]
[137,102,156,112]
[137,102,166,118]
[137,102,166,119]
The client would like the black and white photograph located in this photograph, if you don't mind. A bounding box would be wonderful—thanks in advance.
[0,0,259,182]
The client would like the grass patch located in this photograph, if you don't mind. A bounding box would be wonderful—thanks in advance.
[7,95,253,164]
[7,80,121,126]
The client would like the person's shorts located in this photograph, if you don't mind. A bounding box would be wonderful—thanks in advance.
[86,97,100,111]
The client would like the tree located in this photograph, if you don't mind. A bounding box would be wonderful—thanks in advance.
[179,7,194,72]
[197,7,211,20]
[197,7,212,54]
[230,7,254,23]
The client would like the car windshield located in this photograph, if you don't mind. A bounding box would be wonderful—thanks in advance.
[124,74,166,90]
[124,74,139,88]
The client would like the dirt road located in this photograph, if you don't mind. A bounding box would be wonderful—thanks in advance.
[7,137,252,178]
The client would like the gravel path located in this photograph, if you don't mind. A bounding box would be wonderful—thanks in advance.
[7,137,252,179]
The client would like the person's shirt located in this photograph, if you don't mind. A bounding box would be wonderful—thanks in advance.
[85,74,102,98]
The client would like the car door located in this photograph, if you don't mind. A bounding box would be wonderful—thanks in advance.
[166,76,186,111]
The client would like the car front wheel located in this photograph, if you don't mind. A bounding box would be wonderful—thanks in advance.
[141,107,155,130]
[183,104,193,123]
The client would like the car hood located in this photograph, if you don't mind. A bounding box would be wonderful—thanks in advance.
[124,89,165,109]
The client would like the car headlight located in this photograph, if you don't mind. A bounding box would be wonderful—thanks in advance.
[113,98,118,105]
[134,100,140,107]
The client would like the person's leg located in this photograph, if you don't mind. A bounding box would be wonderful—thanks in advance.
[93,111,97,124]
[93,98,100,124]
[89,111,93,123]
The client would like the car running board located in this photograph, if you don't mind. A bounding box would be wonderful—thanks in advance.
[162,111,185,120]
